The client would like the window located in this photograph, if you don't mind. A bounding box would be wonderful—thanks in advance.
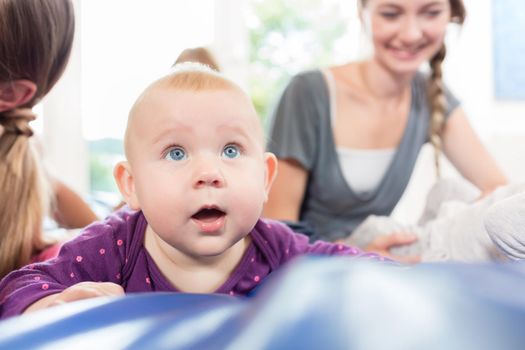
[81,0,215,195]
[246,0,360,120]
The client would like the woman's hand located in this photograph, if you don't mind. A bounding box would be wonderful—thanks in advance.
[24,282,124,313]
[365,233,421,264]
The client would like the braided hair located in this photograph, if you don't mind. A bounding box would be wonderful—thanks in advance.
[427,0,466,177]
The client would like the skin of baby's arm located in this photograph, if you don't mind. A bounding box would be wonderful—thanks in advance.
[24,282,125,314]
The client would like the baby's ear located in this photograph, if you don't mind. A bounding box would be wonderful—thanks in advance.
[114,161,140,210]
[0,80,37,111]
[263,152,278,201]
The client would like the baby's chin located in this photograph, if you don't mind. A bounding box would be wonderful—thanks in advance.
[188,236,251,260]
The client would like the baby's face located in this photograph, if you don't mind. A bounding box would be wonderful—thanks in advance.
[124,86,275,259]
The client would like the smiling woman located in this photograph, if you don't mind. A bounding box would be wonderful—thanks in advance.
[359,0,465,173]
[264,0,508,263]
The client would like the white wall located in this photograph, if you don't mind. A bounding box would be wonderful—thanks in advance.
[42,0,89,195]
[213,0,250,89]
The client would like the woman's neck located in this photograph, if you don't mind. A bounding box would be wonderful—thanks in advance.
[358,59,414,101]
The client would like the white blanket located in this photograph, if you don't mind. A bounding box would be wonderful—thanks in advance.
[346,179,525,262]
[485,192,525,261]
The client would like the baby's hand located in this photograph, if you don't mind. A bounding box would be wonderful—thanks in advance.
[365,232,421,265]
[24,282,124,313]
[50,282,125,305]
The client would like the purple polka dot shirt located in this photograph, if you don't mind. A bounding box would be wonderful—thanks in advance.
[0,209,382,319]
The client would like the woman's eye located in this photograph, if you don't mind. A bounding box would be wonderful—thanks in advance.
[380,12,399,20]
[425,10,442,18]
[222,144,241,159]
[165,147,187,161]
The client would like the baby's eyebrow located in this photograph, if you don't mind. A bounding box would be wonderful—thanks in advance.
[151,125,191,145]
[217,124,263,145]
[217,124,250,136]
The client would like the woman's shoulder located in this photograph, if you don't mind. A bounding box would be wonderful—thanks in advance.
[411,70,452,91]
[288,69,326,89]
[282,68,329,103]
[328,62,359,76]
[410,70,460,112]
[293,68,323,79]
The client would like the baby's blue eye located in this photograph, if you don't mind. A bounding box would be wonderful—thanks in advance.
[222,144,240,159]
[165,147,187,161]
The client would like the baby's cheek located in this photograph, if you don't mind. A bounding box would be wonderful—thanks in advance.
[236,184,265,213]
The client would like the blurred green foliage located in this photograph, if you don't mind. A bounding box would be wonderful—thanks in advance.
[247,0,348,122]
[89,138,123,193]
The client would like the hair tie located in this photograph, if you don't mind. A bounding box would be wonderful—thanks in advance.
[0,108,36,138]
[2,108,36,121]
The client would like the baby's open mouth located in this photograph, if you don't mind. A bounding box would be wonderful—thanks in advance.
[191,207,227,233]
[192,207,226,222]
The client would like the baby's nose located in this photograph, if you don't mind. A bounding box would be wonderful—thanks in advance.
[193,159,225,189]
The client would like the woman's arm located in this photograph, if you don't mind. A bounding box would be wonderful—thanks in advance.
[51,178,99,229]
[263,159,308,221]
[442,108,508,197]
[264,158,420,264]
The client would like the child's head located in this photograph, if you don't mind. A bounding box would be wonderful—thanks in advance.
[115,64,277,259]
[0,0,75,278]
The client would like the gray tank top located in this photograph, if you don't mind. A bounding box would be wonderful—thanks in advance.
[267,69,460,241]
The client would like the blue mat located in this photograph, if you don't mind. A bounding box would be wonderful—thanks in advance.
[1,257,524,350]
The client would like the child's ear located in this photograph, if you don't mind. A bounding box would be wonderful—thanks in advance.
[263,152,278,201]
[0,80,37,112]
[114,161,141,210]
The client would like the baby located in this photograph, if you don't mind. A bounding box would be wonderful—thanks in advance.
[0,64,382,319]
[347,179,525,262]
